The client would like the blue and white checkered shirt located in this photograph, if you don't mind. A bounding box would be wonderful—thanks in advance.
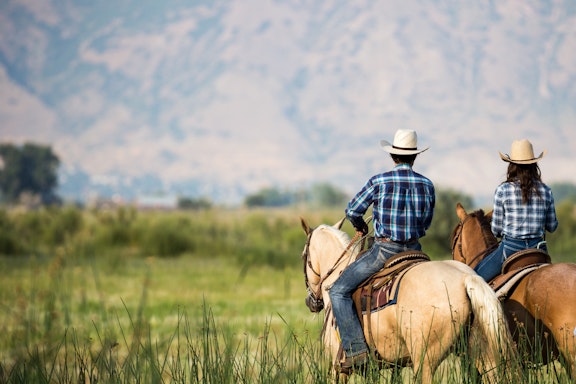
[345,163,435,242]
[491,180,558,239]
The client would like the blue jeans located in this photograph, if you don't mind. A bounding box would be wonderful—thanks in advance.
[474,236,547,282]
[329,239,421,356]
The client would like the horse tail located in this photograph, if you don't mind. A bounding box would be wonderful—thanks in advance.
[464,274,515,377]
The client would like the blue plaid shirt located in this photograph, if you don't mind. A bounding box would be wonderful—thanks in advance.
[491,180,558,239]
[346,164,435,241]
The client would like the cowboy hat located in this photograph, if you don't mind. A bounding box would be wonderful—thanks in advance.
[380,129,429,155]
[499,139,546,164]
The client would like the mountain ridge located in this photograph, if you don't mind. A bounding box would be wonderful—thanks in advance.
[1,0,575,205]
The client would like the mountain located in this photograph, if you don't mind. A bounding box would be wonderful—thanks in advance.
[1,0,575,205]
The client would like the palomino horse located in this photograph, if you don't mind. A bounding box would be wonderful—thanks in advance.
[452,203,576,379]
[301,218,515,383]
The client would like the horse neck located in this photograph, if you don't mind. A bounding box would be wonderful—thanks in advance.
[462,217,497,268]
[311,227,356,293]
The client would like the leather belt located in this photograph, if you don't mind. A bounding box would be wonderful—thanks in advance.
[375,237,415,244]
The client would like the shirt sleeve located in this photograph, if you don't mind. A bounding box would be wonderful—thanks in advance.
[345,179,374,219]
[422,184,435,230]
[545,189,559,233]
[491,185,505,238]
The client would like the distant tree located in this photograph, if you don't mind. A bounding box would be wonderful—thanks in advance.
[244,187,293,207]
[547,200,576,253]
[178,196,212,210]
[244,183,348,208]
[551,182,576,204]
[0,143,60,204]
[308,182,348,207]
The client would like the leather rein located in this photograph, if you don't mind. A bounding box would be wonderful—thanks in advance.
[302,228,364,305]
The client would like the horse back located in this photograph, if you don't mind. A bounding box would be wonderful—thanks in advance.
[521,263,576,309]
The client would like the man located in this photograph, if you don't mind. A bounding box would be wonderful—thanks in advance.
[329,129,435,370]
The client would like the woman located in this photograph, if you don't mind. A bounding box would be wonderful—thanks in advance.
[475,139,558,282]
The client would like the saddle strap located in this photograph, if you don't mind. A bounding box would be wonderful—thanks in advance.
[363,285,376,352]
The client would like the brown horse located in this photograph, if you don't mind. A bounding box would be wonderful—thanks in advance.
[301,217,516,383]
[452,202,576,379]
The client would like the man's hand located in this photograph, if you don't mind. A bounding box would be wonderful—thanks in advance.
[356,221,369,236]
[348,216,369,235]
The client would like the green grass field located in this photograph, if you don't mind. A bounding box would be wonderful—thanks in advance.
[0,242,353,382]
[0,206,575,383]
[1,253,574,383]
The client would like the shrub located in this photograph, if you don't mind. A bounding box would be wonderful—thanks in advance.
[42,206,83,246]
[139,217,194,257]
[0,209,23,255]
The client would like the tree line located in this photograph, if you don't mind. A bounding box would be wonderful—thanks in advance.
[1,142,576,263]
[2,141,576,210]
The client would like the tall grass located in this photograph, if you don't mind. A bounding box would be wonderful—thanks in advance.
[1,252,574,383]
[0,252,331,383]
[0,301,330,383]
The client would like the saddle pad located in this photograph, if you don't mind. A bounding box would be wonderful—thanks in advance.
[352,253,429,314]
[493,266,541,300]
[359,267,411,313]
[491,263,547,295]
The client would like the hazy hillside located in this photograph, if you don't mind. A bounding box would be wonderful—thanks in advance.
[1,0,575,204]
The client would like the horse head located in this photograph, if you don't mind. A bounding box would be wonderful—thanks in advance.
[300,217,353,313]
[451,203,497,269]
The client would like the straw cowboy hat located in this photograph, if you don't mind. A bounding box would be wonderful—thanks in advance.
[380,129,429,155]
[499,139,546,164]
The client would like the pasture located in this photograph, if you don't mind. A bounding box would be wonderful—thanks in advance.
[0,206,575,383]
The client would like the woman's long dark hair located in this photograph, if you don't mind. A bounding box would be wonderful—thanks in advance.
[506,163,542,204]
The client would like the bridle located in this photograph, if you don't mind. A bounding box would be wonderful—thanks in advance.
[451,214,498,268]
[301,227,364,312]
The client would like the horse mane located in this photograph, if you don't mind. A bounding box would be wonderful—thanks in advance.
[469,209,489,230]
[450,208,498,247]
[468,209,498,247]
[317,224,351,247]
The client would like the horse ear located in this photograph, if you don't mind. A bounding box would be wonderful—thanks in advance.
[300,217,312,235]
[486,210,493,221]
[456,202,467,221]
[333,217,346,230]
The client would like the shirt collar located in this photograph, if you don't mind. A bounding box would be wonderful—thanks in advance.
[393,163,412,171]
